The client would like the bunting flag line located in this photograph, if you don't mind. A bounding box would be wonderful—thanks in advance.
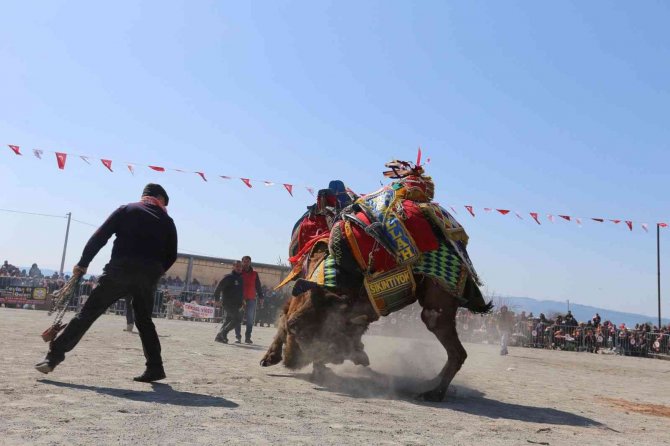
[4,141,669,230]
[101,159,113,172]
[55,152,67,170]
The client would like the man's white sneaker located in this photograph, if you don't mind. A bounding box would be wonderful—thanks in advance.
[34,359,55,374]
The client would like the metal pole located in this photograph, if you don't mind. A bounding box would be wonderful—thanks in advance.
[657,224,661,328]
[59,212,72,277]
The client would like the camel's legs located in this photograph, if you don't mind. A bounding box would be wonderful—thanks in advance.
[260,311,287,367]
[417,282,466,402]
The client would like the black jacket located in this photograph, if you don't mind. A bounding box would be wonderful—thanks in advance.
[214,271,244,308]
[78,201,178,274]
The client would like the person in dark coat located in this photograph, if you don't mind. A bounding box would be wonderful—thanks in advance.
[35,184,178,382]
[214,261,244,344]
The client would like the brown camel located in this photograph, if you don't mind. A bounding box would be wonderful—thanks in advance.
[261,245,491,402]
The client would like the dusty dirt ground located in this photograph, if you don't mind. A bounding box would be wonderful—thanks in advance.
[1,307,669,445]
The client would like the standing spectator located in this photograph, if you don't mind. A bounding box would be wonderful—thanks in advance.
[592,313,601,327]
[124,297,135,332]
[164,294,175,319]
[235,255,264,344]
[214,261,244,343]
[34,183,178,383]
[497,306,514,356]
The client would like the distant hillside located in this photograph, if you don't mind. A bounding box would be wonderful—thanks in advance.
[502,296,669,327]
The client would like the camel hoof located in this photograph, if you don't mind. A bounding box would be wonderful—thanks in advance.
[416,388,446,402]
[260,353,282,367]
[350,351,370,367]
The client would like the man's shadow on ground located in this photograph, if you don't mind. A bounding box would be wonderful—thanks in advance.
[39,379,238,408]
[284,368,603,428]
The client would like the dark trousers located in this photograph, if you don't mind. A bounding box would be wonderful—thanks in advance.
[48,264,162,369]
[217,306,242,340]
[234,299,257,340]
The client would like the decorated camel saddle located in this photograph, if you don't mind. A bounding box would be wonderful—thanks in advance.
[278,160,486,317]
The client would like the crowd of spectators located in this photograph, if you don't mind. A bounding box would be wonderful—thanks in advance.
[370,302,670,360]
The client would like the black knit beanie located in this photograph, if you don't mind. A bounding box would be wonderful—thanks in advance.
[142,183,169,205]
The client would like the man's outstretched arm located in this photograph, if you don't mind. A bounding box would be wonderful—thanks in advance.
[77,207,123,269]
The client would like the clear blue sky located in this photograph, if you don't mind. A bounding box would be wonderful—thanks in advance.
[1,1,668,317]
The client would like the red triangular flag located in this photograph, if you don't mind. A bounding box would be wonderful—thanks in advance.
[241,178,252,188]
[8,144,21,155]
[127,165,135,175]
[610,219,621,224]
[196,172,207,182]
[497,209,510,215]
[149,166,165,172]
[465,205,475,217]
[55,152,67,170]
[416,147,422,166]
[283,184,294,196]
[306,187,315,196]
[530,212,541,225]
[101,159,113,172]
[625,221,633,231]
[559,215,571,221]
[659,223,668,228]
[591,218,604,223]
